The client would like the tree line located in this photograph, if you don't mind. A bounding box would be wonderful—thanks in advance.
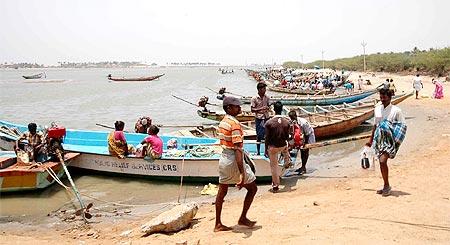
[283,47,450,75]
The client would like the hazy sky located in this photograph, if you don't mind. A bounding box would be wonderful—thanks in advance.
[1,0,449,65]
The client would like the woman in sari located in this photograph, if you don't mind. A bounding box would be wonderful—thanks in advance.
[432,79,444,99]
[108,121,134,158]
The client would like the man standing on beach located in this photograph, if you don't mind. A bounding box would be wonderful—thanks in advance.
[288,111,316,175]
[215,96,257,232]
[366,88,407,196]
[251,82,271,155]
[413,74,423,99]
[357,75,364,90]
[265,101,292,192]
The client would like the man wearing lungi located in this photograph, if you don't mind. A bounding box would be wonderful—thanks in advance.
[367,88,407,196]
[215,96,257,232]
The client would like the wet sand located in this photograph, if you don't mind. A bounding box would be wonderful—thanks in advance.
[1,72,449,244]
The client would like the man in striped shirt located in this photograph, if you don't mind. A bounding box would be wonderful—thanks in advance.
[215,96,257,232]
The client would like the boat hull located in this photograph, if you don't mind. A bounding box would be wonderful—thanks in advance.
[0,153,79,192]
[197,110,254,122]
[240,89,378,106]
[108,74,164,82]
[69,153,275,182]
[268,86,333,95]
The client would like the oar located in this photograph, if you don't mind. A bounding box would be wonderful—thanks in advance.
[181,134,371,149]
[56,151,91,222]
[95,123,131,133]
[205,87,244,97]
[301,134,371,149]
[171,94,219,107]
[96,122,219,130]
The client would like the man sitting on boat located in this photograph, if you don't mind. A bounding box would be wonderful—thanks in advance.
[108,121,134,159]
[135,125,163,160]
[14,122,45,163]
[135,116,152,134]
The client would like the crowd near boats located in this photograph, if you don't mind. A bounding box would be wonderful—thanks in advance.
[0,67,412,193]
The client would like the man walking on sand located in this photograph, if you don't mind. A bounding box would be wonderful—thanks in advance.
[215,96,258,232]
[366,88,407,196]
[413,74,423,99]
[251,82,271,155]
[265,101,292,192]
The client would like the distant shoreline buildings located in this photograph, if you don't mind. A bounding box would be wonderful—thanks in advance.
[0,61,224,69]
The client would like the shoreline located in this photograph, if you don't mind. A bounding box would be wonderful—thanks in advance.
[1,72,449,243]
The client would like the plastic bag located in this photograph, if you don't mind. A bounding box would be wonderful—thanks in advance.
[360,146,374,169]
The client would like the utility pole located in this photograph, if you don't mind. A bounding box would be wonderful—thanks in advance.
[361,41,367,72]
[300,54,304,69]
[321,50,325,69]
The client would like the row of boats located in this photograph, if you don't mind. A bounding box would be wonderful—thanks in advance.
[0,89,413,192]
[2,69,412,193]
[245,68,351,95]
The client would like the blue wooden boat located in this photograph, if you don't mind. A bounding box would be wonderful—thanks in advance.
[0,120,277,182]
[239,88,379,106]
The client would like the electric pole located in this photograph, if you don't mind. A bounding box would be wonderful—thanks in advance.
[300,54,304,69]
[321,50,325,69]
[361,41,367,72]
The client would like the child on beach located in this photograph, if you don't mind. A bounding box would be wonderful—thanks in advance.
[136,125,163,159]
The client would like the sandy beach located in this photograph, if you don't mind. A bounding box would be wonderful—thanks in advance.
[1,72,449,244]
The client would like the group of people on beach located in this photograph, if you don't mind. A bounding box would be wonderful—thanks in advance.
[214,80,409,231]
[412,74,444,99]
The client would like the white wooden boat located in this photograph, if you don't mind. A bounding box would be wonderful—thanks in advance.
[0,120,280,182]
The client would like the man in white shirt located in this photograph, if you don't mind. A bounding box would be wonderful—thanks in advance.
[413,74,423,99]
[357,75,364,90]
[366,88,407,196]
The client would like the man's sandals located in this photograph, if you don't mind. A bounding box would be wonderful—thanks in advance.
[376,186,392,197]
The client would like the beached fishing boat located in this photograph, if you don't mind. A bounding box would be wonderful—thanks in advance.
[197,109,255,122]
[239,88,379,106]
[198,92,412,139]
[22,72,46,79]
[107,74,165,82]
[267,86,334,95]
[0,152,80,192]
[0,120,278,182]
[168,124,257,140]
[286,91,413,139]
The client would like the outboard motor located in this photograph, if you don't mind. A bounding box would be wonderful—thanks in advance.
[44,122,66,161]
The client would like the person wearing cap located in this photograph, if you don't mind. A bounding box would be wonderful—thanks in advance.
[264,101,292,192]
[215,96,257,232]
[251,82,271,155]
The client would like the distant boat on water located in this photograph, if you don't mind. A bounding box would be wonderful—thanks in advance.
[107,74,165,82]
[22,72,46,79]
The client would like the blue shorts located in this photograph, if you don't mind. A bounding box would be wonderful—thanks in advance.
[255,118,266,141]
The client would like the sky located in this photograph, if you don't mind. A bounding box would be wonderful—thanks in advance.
[1,0,449,65]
